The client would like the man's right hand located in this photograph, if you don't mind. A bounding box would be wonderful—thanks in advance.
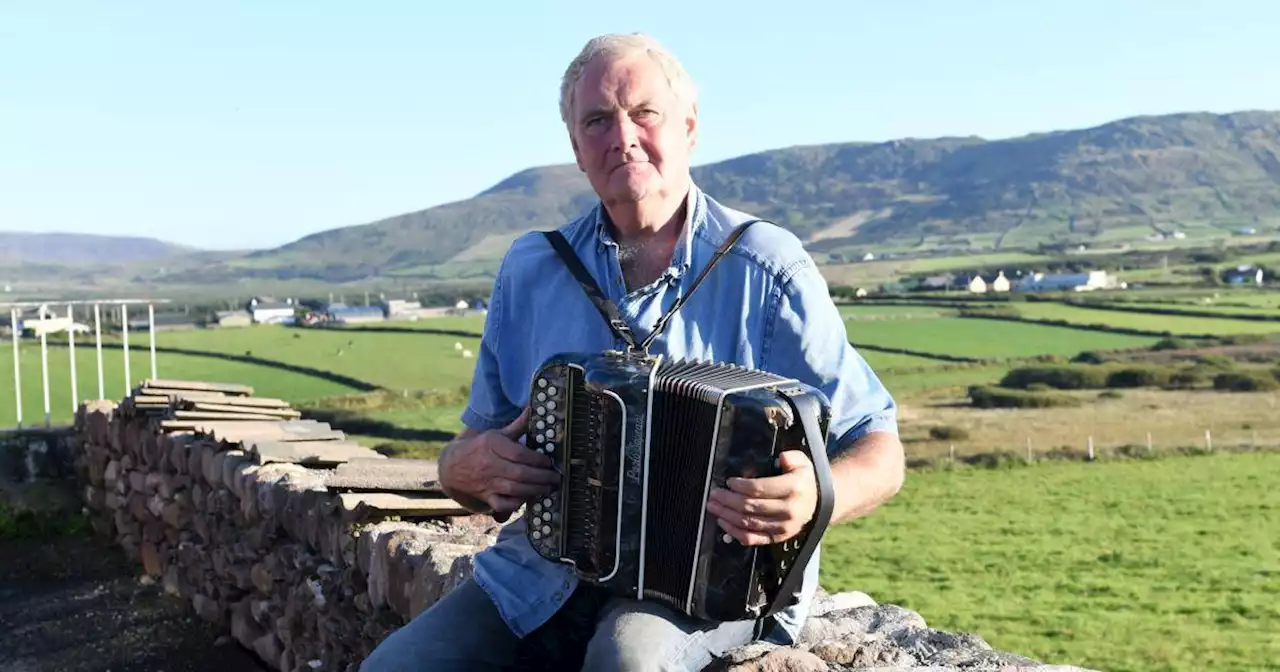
[438,407,561,522]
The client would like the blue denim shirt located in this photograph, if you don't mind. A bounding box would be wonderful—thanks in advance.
[460,183,899,643]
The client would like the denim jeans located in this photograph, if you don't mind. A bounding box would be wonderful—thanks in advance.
[359,578,762,671]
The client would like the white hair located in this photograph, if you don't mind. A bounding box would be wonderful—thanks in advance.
[558,32,698,129]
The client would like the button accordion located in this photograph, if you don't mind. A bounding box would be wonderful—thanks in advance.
[524,349,835,622]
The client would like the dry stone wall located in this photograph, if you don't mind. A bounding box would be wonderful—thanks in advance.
[70,379,1096,672]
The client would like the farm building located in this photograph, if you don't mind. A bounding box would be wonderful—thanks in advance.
[127,312,200,332]
[1016,270,1116,292]
[328,305,385,325]
[22,314,90,337]
[213,310,253,328]
[247,297,296,325]
[963,271,1010,294]
[1221,265,1265,286]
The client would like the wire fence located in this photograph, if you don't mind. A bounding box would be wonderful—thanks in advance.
[4,299,169,429]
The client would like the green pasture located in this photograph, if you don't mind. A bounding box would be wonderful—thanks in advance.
[1014,302,1280,336]
[0,340,359,428]
[820,452,1280,672]
[153,325,482,393]
[838,304,953,319]
[845,317,1157,360]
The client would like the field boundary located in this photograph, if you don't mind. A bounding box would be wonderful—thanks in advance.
[1055,299,1280,322]
[43,341,381,392]
[849,341,988,364]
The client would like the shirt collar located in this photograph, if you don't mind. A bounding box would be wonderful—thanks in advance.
[593,182,706,279]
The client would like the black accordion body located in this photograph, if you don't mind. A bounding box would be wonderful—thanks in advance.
[524,349,836,623]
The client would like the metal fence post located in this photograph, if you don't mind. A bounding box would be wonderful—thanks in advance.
[149,303,157,380]
[10,308,21,428]
[68,304,78,412]
[94,303,104,400]
[122,303,131,395]
[39,305,50,427]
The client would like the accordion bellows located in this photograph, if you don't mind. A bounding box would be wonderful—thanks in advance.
[525,350,835,622]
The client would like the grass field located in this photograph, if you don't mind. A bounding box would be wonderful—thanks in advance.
[820,452,1280,672]
[153,325,482,393]
[1015,302,1280,336]
[845,316,1158,360]
[0,341,360,428]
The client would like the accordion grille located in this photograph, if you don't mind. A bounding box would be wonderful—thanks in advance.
[643,384,718,607]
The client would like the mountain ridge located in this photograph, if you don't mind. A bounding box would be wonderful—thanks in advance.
[10,109,1280,287]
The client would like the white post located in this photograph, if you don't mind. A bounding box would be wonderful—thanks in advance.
[122,303,131,395]
[67,304,77,411]
[1146,431,1152,452]
[1205,430,1212,452]
[1087,436,1095,461]
[39,305,50,427]
[148,303,157,380]
[1026,436,1032,462]
[949,444,955,463]
[94,303,104,400]
[10,308,21,428]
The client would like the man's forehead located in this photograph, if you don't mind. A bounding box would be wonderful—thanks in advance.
[575,54,670,108]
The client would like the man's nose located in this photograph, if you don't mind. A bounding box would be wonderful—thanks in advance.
[608,113,639,151]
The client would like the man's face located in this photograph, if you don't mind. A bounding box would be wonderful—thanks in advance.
[568,52,697,207]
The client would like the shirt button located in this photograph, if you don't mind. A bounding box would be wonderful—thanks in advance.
[553,591,563,601]
[563,580,571,590]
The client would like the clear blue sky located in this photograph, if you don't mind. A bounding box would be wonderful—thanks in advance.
[3,1,1277,250]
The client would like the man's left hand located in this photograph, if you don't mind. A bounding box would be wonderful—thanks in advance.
[705,450,818,546]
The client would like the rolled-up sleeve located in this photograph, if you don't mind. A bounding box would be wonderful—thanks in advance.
[460,271,518,432]
[763,260,899,457]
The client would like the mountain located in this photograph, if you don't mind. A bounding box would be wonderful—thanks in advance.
[0,232,196,264]
[152,110,1280,284]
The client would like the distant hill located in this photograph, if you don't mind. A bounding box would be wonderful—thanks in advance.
[0,232,195,264]
[65,110,1280,284]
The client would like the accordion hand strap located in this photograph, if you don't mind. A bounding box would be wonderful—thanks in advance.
[543,219,762,354]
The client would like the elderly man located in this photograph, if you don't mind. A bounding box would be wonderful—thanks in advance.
[361,33,904,671]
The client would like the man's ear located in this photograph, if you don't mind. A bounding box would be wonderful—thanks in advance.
[569,132,585,172]
[686,102,699,150]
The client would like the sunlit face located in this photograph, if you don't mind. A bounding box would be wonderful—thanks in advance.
[568,52,697,208]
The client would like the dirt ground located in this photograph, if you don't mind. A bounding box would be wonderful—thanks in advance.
[0,535,269,672]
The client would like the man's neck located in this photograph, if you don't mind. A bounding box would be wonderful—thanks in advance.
[605,187,691,291]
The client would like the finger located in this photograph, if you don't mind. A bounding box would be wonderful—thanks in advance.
[499,407,531,440]
[726,469,806,499]
[490,476,556,498]
[777,450,813,472]
[488,494,522,517]
[491,436,553,468]
[707,500,789,535]
[498,461,563,486]
[707,488,790,519]
[715,517,777,547]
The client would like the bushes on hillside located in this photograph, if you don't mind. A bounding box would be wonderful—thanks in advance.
[999,365,1110,390]
[1151,337,1191,351]
[1104,366,1174,388]
[1213,372,1280,392]
[968,385,1083,409]
[928,425,970,441]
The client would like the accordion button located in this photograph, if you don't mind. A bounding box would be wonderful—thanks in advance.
[535,434,545,443]
[541,525,551,535]
[547,386,557,395]
[547,401,557,411]
[721,533,733,544]
[536,420,545,430]
[542,498,552,507]
[538,378,547,388]
[533,531,542,540]
[546,429,555,439]
[537,392,547,402]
